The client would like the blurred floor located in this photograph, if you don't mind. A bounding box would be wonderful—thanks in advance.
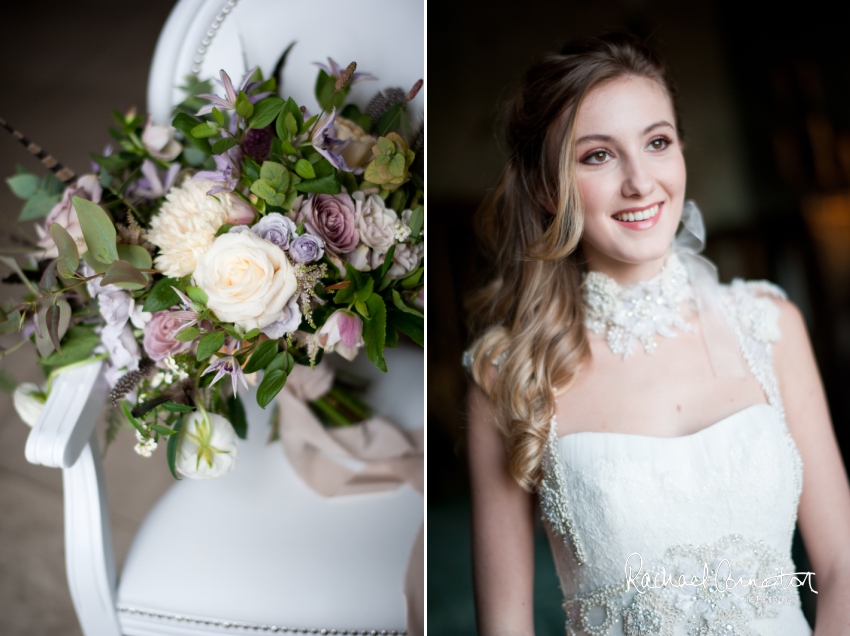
[0,1,177,634]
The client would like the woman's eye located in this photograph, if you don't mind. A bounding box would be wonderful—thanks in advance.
[648,137,670,151]
[582,150,610,164]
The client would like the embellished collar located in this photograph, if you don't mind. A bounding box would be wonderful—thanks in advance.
[581,251,697,358]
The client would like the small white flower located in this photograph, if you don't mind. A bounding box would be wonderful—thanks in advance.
[13,382,47,427]
[393,221,411,242]
[134,430,158,458]
[175,411,238,479]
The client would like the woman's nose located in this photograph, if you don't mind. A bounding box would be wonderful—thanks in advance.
[620,156,654,198]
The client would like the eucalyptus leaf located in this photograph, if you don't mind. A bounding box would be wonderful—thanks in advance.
[19,190,61,220]
[72,197,117,265]
[45,299,71,353]
[0,256,39,294]
[49,223,79,279]
[34,307,54,358]
[100,260,147,289]
[6,174,40,199]
[116,244,152,270]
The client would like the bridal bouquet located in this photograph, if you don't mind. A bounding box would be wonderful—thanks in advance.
[3,57,424,480]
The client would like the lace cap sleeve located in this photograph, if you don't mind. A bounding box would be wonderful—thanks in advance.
[727,278,787,344]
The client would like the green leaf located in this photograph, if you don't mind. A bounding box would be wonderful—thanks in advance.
[285,111,298,136]
[100,260,147,289]
[19,190,61,220]
[257,369,288,408]
[235,91,254,119]
[276,109,292,141]
[172,113,212,152]
[37,328,99,369]
[400,267,423,289]
[211,137,239,155]
[299,114,319,136]
[34,307,54,358]
[266,351,289,374]
[408,205,423,239]
[215,223,234,237]
[211,107,224,126]
[121,399,147,437]
[6,174,40,199]
[244,328,260,340]
[354,300,369,319]
[50,223,79,279]
[312,159,335,178]
[151,424,178,436]
[377,244,396,280]
[143,277,181,312]
[244,339,278,374]
[283,97,304,131]
[167,415,183,480]
[174,326,199,342]
[227,394,248,439]
[259,161,289,189]
[116,244,152,270]
[81,251,108,274]
[90,153,132,172]
[390,310,423,347]
[162,401,193,412]
[72,197,117,265]
[191,122,219,138]
[186,286,208,305]
[295,174,341,195]
[354,277,374,303]
[363,294,387,372]
[392,288,423,317]
[248,97,284,129]
[294,159,315,179]
[197,330,225,360]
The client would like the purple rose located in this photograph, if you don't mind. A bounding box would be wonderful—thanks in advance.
[143,311,193,361]
[298,193,359,255]
[251,212,297,249]
[289,233,325,263]
[260,295,302,338]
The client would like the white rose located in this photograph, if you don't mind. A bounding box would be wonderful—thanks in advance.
[194,231,298,331]
[176,411,238,479]
[13,382,47,427]
[353,191,397,252]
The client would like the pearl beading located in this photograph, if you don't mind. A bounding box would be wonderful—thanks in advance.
[582,251,697,358]
[191,0,239,75]
[116,605,405,634]
[560,534,802,636]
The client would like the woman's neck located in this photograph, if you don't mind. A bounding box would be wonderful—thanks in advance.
[581,243,671,285]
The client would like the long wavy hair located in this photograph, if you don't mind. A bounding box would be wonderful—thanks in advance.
[466,33,685,491]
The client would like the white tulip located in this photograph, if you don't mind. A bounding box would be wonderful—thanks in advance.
[175,411,238,479]
[13,382,47,427]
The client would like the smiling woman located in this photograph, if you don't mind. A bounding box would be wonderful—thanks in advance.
[463,32,850,636]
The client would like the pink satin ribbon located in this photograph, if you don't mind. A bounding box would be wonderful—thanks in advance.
[277,364,424,636]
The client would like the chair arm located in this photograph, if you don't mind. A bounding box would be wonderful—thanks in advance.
[25,360,108,469]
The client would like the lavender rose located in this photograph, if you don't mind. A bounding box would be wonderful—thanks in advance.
[251,212,297,249]
[297,193,359,255]
[143,311,193,361]
[289,233,325,263]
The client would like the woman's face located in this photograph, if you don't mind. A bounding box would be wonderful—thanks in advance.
[571,75,686,282]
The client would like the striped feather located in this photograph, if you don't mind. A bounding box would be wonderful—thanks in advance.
[0,117,76,184]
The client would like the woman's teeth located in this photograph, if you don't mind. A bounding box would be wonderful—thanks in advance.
[613,204,660,222]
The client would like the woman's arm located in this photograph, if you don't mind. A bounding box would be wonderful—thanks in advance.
[467,383,537,635]
[773,298,850,634]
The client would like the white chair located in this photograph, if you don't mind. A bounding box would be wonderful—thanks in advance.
[25,1,424,633]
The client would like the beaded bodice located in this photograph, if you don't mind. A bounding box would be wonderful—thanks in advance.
[539,278,810,636]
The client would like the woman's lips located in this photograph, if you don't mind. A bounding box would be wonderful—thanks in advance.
[612,202,663,230]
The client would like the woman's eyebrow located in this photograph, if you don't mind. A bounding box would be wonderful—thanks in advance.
[575,120,674,146]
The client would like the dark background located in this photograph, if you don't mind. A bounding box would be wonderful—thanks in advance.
[428,1,850,632]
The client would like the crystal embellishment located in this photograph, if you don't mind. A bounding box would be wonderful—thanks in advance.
[582,251,697,358]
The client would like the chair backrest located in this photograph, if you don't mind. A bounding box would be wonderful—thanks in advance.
[147,0,424,125]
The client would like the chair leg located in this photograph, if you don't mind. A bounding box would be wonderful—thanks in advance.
[63,431,122,636]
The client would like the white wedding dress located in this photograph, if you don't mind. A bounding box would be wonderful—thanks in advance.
[537,273,812,636]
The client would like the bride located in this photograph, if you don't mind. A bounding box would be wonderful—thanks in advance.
[464,33,850,635]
